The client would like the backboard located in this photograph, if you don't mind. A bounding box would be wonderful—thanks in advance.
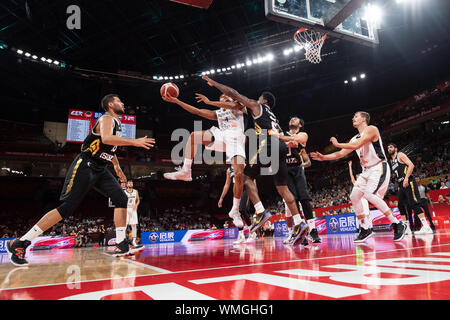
[265,0,379,47]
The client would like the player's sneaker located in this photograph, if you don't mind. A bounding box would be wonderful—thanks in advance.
[249,211,271,233]
[405,224,412,235]
[246,232,257,243]
[232,213,244,229]
[283,229,293,244]
[290,222,309,246]
[309,228,321,243]
[113,239,131,257]
[415,225,433,235]
[233,231,245,244]
[130,244,145,254]
[301,237,309,246]
[354,227,374,243]
[6,239,31,267]
[163,167,192,181]
[392,221,407,242]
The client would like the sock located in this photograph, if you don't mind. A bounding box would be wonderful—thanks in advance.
[420,217,429,228]
[387,214,399,224]
[239,230,244,238]
[366,215,373,228]
[233,197,241,210]
[307,219,315,231]
[254,202,265,214]
[115,227,126,244]
[182,158,193,171]
[131,225,137,239]
[360,218,370,230]
[293,214,303,226]
[20,224,43,242]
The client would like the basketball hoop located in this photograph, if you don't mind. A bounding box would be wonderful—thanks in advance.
[294,28,327,64]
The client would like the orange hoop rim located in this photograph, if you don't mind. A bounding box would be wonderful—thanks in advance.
[293,27,327,46]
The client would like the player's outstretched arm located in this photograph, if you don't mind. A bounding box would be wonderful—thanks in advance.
[100,116,155,149]
[112,155,127,182]
[330,126,377,150]
[311,148,353,161]
[162,94,217,120]
[201,75,260,116]
[195,93,245,111]
[272,131,308,146]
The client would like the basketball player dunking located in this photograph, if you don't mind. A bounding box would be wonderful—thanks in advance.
[124,180,144,251]
[161,93,246,228]
[387,143,433,234]
[271,117,321,244]
[311,111,406,242]
[6,94,155,266]
[201,75,309,246]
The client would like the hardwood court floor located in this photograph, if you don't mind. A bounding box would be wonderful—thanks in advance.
[1,231,450,300]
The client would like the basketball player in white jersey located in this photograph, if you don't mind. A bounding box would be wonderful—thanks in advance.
[124,180,143,251]
[348,160,373,240]
[161,93,246,228]
[311,111,406,242]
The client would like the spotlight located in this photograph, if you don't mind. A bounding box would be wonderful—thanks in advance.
[210,69,215,74]
[169,76,173,80]
[24,52,31,57]
[231,65,236,69]
[153,76,157,80]
[46,59,53,63]
[252,59,258,64]
[344,80,349,84]
[246,60,252,66]
[32,55,38,59]
[217,69,221,72]
[360,73,366,79]
[164,76,168,80]
[363,3,382,24]
[180,75,184,79]
[201,72,206,75]
[294,45,302,52]
[226,67,231,71]
[175,76,179,79]
[205,71,210,75]
[352,76,357,82]
[266,53,274,61]
[41,57,46,62]
[222,68,226,71]
[17,49,23,54]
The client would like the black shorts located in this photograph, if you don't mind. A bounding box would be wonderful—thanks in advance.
[60,153,127,208]
[244,135,288,186]
[287,166,311,201]
[398,178,423,213]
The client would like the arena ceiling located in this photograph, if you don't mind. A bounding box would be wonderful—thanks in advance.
[0,0,449,137]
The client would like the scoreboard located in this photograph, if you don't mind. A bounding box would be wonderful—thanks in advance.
[67,109,136,143]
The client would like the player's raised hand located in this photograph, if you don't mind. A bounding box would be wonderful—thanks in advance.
[330,137,339,147]
[195,93,210,104]
[133,136,156,150]
[202,75,215,86]
[310,152,325,161]
[161,93,178,103]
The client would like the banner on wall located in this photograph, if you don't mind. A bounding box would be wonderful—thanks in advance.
[0,236,75,253]
[274,218,328,238]
[142,229,228,245]
[326,213,358,234]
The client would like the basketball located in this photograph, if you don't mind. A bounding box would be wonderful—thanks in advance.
[160,82,179,98]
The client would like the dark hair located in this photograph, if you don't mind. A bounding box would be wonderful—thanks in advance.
[290,117,305,128]
[387,143,397,149]
[356,111,370,124]
[101,94,118,112]
[261,91,276,109]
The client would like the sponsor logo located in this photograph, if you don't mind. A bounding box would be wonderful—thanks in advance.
[70,110,84,116]
[329,218,339,232]
[85,111,92,118]
[99,153,114,161]
[149,233,159,242]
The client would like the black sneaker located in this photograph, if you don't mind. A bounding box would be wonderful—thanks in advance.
[130,244,144,254]
[309,228,321,243]
[301,237,309,246]
[290,222,309,246]
[392,221,406,242]
[354,228,374,243]
[6,239,31,267]
[113,239,131,257]
[249,211,271,234]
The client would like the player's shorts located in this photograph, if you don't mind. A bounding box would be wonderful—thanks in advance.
[206,126,246,163]
[59,153,128,209]
[398,178,423,213]
[126,208,138,225]
[287,166,311,201]
[244,135,288,186]
[354,161,390,198]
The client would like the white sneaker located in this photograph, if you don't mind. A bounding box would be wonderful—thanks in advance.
[283,230,293,244]
[233,231,245,244]
[416,225,433,235]
[246,232,257,243]
[233,215,244,228]
[163,168,192,181]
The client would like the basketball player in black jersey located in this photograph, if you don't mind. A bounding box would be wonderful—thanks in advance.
[387,143,433,234]
[272,117,321,244]
[202,75,309,246]
[6,94,155,266]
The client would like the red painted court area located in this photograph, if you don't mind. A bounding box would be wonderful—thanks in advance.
[2,232,450,300]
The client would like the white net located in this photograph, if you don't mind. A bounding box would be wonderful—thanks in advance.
[294,28,327,64]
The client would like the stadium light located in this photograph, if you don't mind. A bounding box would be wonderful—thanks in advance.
[17,49,23,54]
[31,55,38,59]
[344,80,349,84]
[360,73,366,79]
[40,57,46,62]
[352,76,357,82]
[246,60,252,66]
[266,53,274,61]
[24,52,31,57]
[363,3,382,24]
[294,45,302,52]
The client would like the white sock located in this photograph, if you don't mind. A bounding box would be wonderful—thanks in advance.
[387,214,399,224]
[307,219,316,231]
[366,215,373,228]
[182,158,193,171]
[293,214,304,226]
[360,218,370,230]
[115,227,126,244]
[420,217,429,228]
[233,197,241,210]
[254,202,265,214]
[20,224,43,242]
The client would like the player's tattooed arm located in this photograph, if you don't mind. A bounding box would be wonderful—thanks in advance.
[201,75,260,115]
[112,155,127,182]
[330,126,377,150]
[162,94,218,120]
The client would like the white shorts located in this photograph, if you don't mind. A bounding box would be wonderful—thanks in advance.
[355,161,391,198]
[126,208,138,225]
[206,126,246,163]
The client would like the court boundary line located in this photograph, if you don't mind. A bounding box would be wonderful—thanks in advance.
[1,241,450,292]
[100,252,173,274]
